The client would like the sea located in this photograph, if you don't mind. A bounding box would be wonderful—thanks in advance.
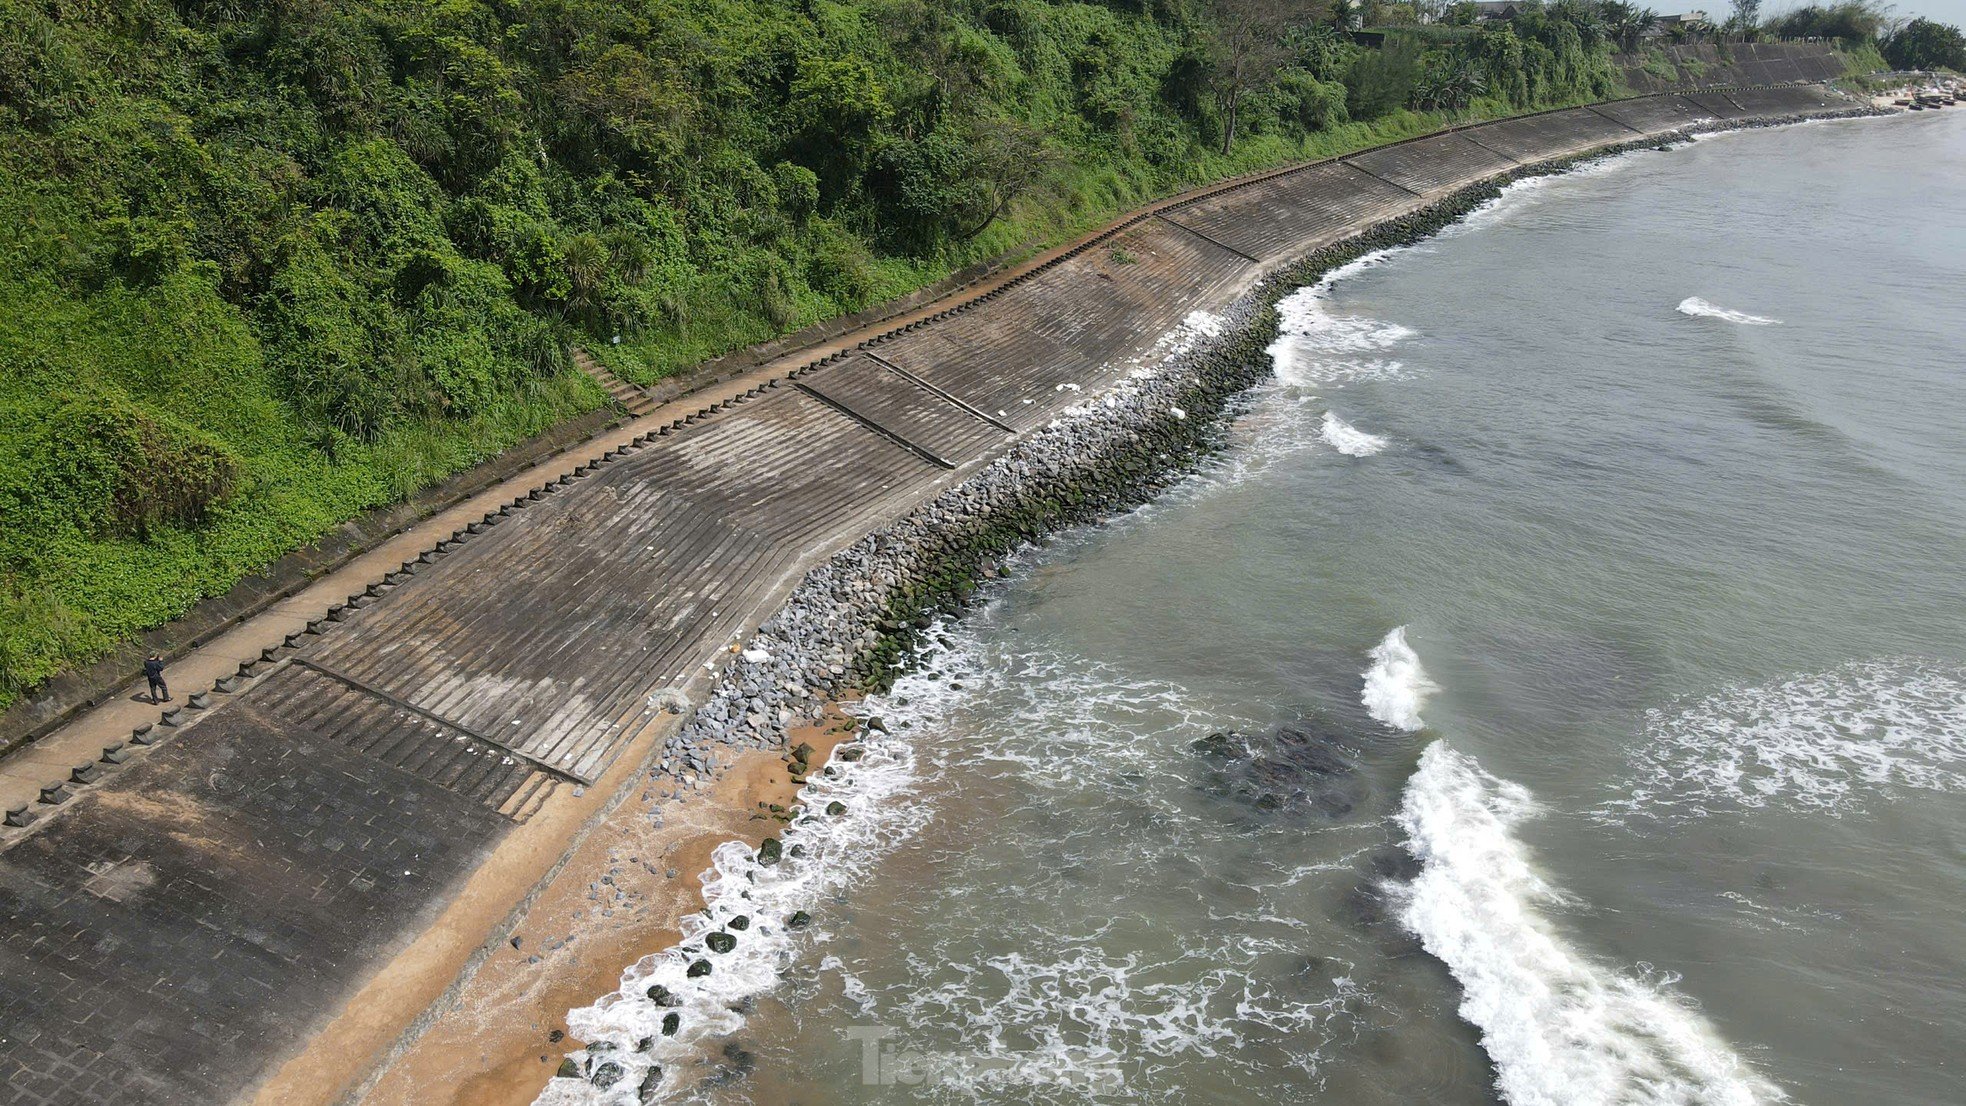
[551,109,1966,1105]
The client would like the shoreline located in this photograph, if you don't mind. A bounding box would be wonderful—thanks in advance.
[0,88,1887,1106]
[515,104,1894,1102]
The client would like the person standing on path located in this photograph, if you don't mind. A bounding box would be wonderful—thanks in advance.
[144,653,169,704]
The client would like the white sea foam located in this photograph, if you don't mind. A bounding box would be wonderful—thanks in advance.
[1677,297,1780,325]
[1319,411,1388,457]
[1266,251,1415,390]
[1602,659,1966,823]
[538,709,934,1103]
[1450,150,1652,234]
[1395,743,1787,1106]
[1362,627,1436,731]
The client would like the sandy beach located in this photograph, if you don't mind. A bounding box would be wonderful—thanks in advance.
[357,703,856,1106]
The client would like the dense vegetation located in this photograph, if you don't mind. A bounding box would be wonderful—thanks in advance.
[0,0,1852,707]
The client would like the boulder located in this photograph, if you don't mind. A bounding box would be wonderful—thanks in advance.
[686,958,712,978]
[706,931,737,954]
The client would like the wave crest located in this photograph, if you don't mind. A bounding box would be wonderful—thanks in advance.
[1396,743,1787,1106]
[1319,411,1389,457]
[1677,297,1779,325]
[1363,627,1436,732]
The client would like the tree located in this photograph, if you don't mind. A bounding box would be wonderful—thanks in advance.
[1601,1,1660,52]
[1884,18,1966,69]
[1205,0,1296,155]
[1728,0,1763,36]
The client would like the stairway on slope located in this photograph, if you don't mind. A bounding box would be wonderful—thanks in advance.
[573,347,660,418]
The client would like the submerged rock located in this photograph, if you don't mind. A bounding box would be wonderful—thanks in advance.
[637,1065,664,1103]
[1191,721,1369,822]
[591,1060,624,1089]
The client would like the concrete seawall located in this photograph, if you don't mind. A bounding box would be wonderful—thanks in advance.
[0,84,1874,1106]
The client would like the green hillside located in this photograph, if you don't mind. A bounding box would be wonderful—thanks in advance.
[0,0,1744,707]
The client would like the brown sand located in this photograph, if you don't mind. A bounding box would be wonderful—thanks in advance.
[360,701,858,1106]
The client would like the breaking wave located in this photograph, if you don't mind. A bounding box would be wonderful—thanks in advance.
[1267,251,1416,390]
[1601,658,1966,823]
[1363,627,1436,732]
[1395,743,1787,1106]
[539,709,934,1102]
[1319,411,1389,457]
[1677,297,1780,326]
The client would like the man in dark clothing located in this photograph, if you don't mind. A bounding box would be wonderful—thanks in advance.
[143,654,169,704]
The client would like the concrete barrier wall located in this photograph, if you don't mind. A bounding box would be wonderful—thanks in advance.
[1593,93,1720,133]
[1622,42,1847,93]
[1345,132,1519,195]
[1168,162,1416,263]
[1463,107,1646,162]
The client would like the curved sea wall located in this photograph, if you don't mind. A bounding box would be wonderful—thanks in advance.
[649,100,1883,788]
[547,100,1886,1101]
[0,79,1880,1106]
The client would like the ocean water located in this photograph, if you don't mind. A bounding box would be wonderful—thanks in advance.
[553,111,1966,1105]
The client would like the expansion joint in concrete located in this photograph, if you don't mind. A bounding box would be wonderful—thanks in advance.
[289,658,587,787]
[790,382,958,470]
[862,352,1016,432]
[1153,214,1261,262]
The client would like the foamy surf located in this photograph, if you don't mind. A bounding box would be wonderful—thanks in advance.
[1677,297,1780,325]
[1319,411,1388,457]
[1602,658,1966,823]
[1396,743,1787,1106]
[538,717,930,1103]
[1363,627,1436,731]
[1267,251,1416,390]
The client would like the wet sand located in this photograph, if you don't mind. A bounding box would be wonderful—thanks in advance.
[360,703,857,1106]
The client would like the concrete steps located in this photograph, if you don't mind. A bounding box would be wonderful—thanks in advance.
[574,347,660,417]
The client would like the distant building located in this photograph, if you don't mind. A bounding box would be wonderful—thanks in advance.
[1647,12,1713,36]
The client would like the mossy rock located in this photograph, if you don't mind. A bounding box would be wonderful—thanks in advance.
[555,1057,580,1078]
[686,958,712,978]
[646,983,675,1006]
[729,914,750,930]
[827,800,848,816]
[662,1010,682,1036]
[706,931,737,954]
[756,837,782,865]
[786,910,812,930]
[592,1060,625,1089]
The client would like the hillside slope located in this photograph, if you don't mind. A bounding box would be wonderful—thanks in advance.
[0,0,1798,707]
